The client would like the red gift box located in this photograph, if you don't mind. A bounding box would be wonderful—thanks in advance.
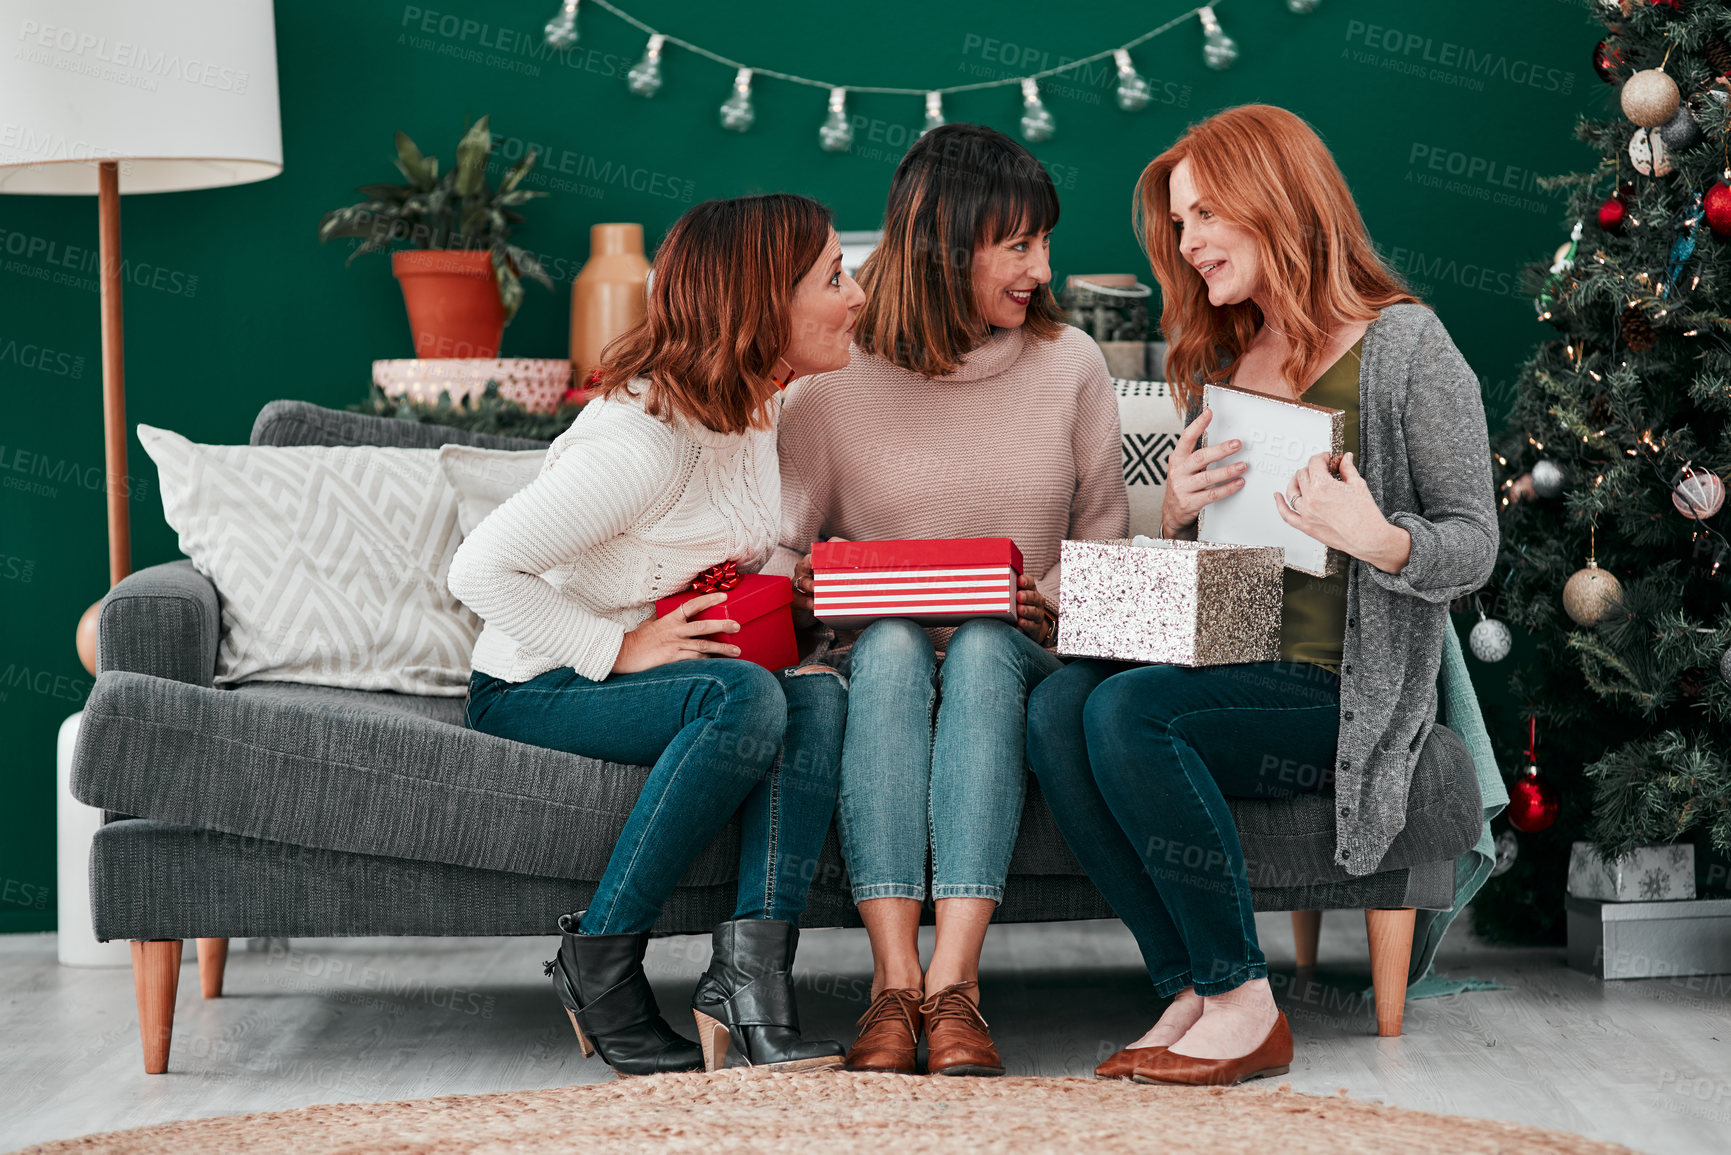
[654,570,800,672]
[810,538,1024,628]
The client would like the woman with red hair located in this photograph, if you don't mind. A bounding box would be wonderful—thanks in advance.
[1027,105,1497,1085]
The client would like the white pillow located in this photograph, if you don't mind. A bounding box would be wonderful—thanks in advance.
[435,444,546,536]
[1114,378,1185,539]
[138,425,479,696]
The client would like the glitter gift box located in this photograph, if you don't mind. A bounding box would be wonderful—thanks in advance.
[1567,841,1696,903]
[1055,538,1283,666]
[654,572,800,672]
[810,538,1023,628]
[1196,382,1346,577]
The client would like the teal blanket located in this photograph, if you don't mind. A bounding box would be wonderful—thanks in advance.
[1408,623,1508,985]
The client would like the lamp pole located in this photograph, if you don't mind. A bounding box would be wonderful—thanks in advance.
[98,160,130,586]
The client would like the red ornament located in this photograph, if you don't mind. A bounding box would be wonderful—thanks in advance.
[691,561,741,593]
[1506,718,1559,833]
[1508,765,1560,832]
[1704,182,1731,237]
[1597,194,1628,234]
[1593,39,1626,84]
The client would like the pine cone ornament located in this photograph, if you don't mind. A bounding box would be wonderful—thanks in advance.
[1705,36,1731,79]
[1621,305,1655,353]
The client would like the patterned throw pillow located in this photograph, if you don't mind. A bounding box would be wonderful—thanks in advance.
[137,425,479,696]
[435,443,545,537]
[1113,378,1185,539]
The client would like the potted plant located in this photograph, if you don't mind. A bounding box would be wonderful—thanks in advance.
[318,115,555,359]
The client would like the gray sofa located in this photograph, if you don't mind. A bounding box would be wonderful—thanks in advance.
[71,400,1486,1073]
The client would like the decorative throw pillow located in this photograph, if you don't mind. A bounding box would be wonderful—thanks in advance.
[137,425,479,696]
[1114,377,1185,539]
[435,444,546,536]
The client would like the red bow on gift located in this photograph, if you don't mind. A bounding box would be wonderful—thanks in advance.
[691,561,740,593]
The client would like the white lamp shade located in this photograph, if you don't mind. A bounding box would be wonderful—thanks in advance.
[0,0,282,194]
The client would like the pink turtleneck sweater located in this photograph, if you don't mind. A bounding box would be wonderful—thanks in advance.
[765,324,1128,622]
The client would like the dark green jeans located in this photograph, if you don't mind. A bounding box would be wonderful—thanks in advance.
[1026,659,1338,996]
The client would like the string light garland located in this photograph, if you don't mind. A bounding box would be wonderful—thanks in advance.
[540,0,1287,148]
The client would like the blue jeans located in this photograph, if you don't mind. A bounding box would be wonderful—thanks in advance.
[1026,659,1338,996]
[837,617,1064,904]
[464,658,847,935]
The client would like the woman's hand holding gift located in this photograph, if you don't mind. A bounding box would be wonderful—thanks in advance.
[1016,573,1054,644]
[612,592,741,673]
[1274,451,1412,574]
[1161,408,1247,539]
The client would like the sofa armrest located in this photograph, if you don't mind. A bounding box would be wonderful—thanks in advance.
[98,560,221,687]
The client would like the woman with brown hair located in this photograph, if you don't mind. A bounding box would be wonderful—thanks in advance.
[449,193,866,1076]
[1026,104,1496,1085]
[773,123,1128,1076]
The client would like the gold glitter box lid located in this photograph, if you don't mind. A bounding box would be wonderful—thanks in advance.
[1056,538,1284,666]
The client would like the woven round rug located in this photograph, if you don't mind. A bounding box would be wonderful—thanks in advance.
[23,1070,1635,1154]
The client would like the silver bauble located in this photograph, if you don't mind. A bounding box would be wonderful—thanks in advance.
[1658,102,1703,152]
[1621,68,1681,128]
[1490,829,1519,878]
[1531,459,1566,498]
[1469,617,1513,663]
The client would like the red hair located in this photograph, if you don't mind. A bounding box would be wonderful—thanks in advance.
[596,194,831,434]
[1134,104,1423,412]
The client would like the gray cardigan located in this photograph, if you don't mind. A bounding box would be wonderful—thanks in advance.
[1185,303,1499,875]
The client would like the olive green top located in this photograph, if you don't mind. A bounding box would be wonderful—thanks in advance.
[1278,336,1363,672]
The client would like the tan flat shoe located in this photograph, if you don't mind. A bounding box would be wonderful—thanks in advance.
[1132,1012,1293,1086]
[1095,1045,1167,1080]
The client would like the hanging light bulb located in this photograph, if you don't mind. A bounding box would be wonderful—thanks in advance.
[1198,6,1238,70]
[1286,0,1321,12]
[627,33,665,98]
[719,68,755,133]
[1113,48,1151,111]
[819,87,853,152]
[1019,77,1055,143]
[922,91,945,137]
[542,0,580,48]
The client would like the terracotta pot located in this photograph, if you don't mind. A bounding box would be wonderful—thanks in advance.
[571,223,649,382]
[392,249,506,359]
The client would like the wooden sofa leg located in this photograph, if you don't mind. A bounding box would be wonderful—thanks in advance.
[130,939,183,1073]
[1291,910,1322,969]
[197,938,229,998]
[1365,908,1416,1038]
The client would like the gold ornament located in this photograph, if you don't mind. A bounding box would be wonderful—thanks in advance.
[1563,558,1624,625]
[1621,68,1680,128]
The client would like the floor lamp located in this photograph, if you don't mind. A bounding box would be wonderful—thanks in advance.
[0,0,283,616]
[0,0,282,1046]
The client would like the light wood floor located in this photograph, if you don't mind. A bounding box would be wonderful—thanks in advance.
[3,913,1726,1153]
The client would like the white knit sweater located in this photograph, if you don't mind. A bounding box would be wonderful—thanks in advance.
[447,384,782,683]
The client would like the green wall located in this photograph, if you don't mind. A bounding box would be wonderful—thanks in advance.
[0,0,1598,931]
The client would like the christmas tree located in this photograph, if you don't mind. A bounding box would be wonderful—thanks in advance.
[1473,0,1731,943]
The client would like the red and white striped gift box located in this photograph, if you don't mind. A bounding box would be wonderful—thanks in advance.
[809,538,1024,628]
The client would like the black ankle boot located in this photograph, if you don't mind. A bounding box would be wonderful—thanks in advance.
[544,910,703,1076]
[689,918,846,1072]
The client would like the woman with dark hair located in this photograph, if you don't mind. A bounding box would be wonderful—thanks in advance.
[1026,104,1496,1086]
[771,123,1128,1076]
[448,193,866,1077]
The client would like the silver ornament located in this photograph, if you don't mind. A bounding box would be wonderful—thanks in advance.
[1720,646,1731,685]
[1531,459,1565,498]
[1658,102,1702,153]
[1469,616,1513,663]
[1490,829,1519,878]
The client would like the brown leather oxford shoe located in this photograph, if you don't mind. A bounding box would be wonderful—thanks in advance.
[845,988,924,1075]
[921,982,1005,1077]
